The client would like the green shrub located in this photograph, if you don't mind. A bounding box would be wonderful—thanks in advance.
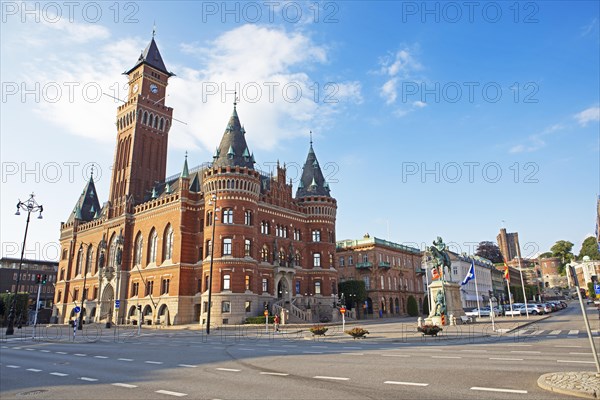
[407,295,418,317]
[244,316,274,324]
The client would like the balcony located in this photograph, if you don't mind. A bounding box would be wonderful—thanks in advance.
[378,262,391,269]
[356,262,372,269]
[415,268,426,275]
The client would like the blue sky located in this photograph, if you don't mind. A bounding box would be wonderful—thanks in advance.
[1,1,599,261]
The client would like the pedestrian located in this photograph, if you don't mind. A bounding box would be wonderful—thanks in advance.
[274,314,280,332]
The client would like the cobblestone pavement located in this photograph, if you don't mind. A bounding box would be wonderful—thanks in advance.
[538,371,600,399]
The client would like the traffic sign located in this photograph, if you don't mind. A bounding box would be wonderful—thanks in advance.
[74,306,81,313]
[263,310,268,317]
[115,300,120,309]
[594,284,600,295]
[340,307,346,314]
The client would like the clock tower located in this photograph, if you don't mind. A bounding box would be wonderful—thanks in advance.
[108,36,174,216]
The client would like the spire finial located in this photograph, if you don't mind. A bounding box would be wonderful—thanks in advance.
[309,130,313,146]
[233,91,238,108]
[185,150,188,160]
[90,165,94,180]
[152,21,156,38]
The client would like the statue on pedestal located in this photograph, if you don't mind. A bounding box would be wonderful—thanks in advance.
[429,237,452,282]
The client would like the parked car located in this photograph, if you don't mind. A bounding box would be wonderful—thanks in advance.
[465,307,493,317]
[520,304,544,315]
[540,303,553,313]
[505,306,523,317]
[492,306,505,316]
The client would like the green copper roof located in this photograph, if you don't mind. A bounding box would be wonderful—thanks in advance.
[296,139,331,198]
[212,106,255,169]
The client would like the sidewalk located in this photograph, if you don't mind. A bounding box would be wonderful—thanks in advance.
[538,371,600,399]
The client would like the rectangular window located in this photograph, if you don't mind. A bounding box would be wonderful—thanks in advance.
[223,274,231,290]
[262,278,268,293]
[312,230,321,242]
[295,281,301,295]
[244,210,252,225]
[363,254,368,263]
[206,240,212,256]
[74,289,79,301]
[364,276,370,290]
[222,301,231,313]
[339,257,345,267]
[244,239,251,257]
[245,301,251,312]
[315,281,321,294]
[348,256,353,265]
[380,276,384,289]
[197,279,202,293]
[223,238,232,256]
[223,209,233,224]
[313,253,321,267]
[207,211,213,226]
[245,275,251,291]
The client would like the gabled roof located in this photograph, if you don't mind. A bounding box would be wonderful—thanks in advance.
[67,175,101,223]
[212,105,255,169]
[125,37,173,76]
[296,140,331,198]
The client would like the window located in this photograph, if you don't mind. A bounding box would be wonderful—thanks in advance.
[295,281,301,294]
[453,266,458,275]
[223,238,232,256]
[262,278,268,293]
[85,246,93,275]
[207,211,213,226]
[348,256,353,265]
[339,257,345,267]
[76,247,83,276]
[244,210,252,225]
[223,274,231,290]
[245,301,251,312]
[92,287,98,299]
[245,275,251,291]
[163,225,174,261]
[364,276,370,290]
[223,208,233,224]
[293,229,301,241]
[315,281,321,294]
[312,230,321,242]
[244,239,251,257]
[261,246,269,262]
[148,229,158,264]
[61,249,67,260]
[206,240,212,256]
[294,251,301,266]
[134,233,143,265]
[146,280,154,296]
[57,290,62,303]
[222,301,231,313]
[74,289,79,302]
[380,276,384,289]
[313,253,321,267]
[132,282,139,296]
[161,278,170,295]
[197,279,202,293]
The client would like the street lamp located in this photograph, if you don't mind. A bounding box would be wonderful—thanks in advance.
[6,193,43,335]
[206,193,219,335]
[77,243,94,330]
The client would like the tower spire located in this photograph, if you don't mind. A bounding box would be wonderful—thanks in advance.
[152,21,156,38]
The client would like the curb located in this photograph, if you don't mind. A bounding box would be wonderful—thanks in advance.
[537,372,600,399]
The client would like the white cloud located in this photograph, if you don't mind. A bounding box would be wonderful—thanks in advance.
[574,106,600,127]
[580,18,598,37]
[509,124,563,154]
[377,47,424,114]
[413,100,427,108]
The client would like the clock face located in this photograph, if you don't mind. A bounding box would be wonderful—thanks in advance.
[150,84,158,94]
[132,83,139,94]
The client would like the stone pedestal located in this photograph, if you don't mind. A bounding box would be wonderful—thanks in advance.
[425,280,465,326]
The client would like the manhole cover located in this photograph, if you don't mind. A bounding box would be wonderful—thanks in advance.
[17,390,48,396]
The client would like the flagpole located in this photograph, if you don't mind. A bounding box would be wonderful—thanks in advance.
[506,276,514,318]
[516,248,529,319]
[473,260,481,318]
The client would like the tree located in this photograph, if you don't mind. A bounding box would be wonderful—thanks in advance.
[338,280,367,317]
[588,282,596,299]
[422,296,429,315]
[539,252,553,259]
[475,241,504,263]
[551,240,574,264]
[407,295,418,317]
[578,236,600,260]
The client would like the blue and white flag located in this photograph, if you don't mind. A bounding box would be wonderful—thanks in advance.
[461,260,475,286]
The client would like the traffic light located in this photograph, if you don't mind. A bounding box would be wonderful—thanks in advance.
[35,274,41,284]
[41,274,47,284]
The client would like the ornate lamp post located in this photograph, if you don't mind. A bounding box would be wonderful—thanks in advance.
[206,193,219,334]
[6,193,43,335]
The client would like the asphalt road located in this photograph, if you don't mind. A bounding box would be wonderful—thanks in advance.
[1,303,598,399]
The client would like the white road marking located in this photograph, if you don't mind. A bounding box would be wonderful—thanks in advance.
[506,344,532,347]
[489,358,523,361]
[281,345,297,348]
[80,377,98,382]
[557,360,595,364]
[55,351,67,354]
[341,353,364,356]
[6,365,20,368]
[568,330,579,335]
[311,345,328,348]
[471,386,527,394]
[510,351,540,354]
[303,351,323,354]
[12,347,22,350]
[145,361,163,364]
[155,390,187,397]
[1,346,8,349]
[50,372,68,376]
[178,364,197,368]
[39,350,51,353]
[549,330,561,335]
[74,353,87,357]
[555,345,581,348]
[384,381,429,387]
[260,372,289,376]
[381,354,409,357]
[94,356,108,359]
[569,352,593,355]
[216,368,241,372]
[238,348,254,351]
[431,356,461,359]
[460,349,487,353]
[313,376,349,381]
[267,349,287,353]
[112,383,138,388]
[343,346,362,350]
[530,330,544,336]
[118,358,133,362]
[26,368,42,372]
[24,348,35,351]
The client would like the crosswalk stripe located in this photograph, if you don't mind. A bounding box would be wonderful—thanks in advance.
[549,330,561,335]
[568,330,578,335]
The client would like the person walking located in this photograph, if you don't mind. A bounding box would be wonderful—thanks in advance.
[274,314,280,332]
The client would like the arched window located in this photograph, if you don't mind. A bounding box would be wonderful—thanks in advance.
[159,118,164,131]
[148,229,158,265]
[76,247,83,276]
[142,111,147,124]
[279,248,286,264]
[222,208,233,224]
[85,246,93,275]
[313,253,321,267]
[315,281,321,294]
[261,245,269,262]
[163,224,173,261]
[134,232,143,266]
[149,114,154,127]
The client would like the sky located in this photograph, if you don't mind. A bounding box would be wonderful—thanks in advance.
[1,1,599,262]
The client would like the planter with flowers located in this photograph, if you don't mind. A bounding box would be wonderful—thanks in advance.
[345,327,369,339]
[309,325,328,336]
[417,324,442,336]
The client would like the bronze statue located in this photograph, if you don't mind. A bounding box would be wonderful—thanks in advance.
[429,237,451,281]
